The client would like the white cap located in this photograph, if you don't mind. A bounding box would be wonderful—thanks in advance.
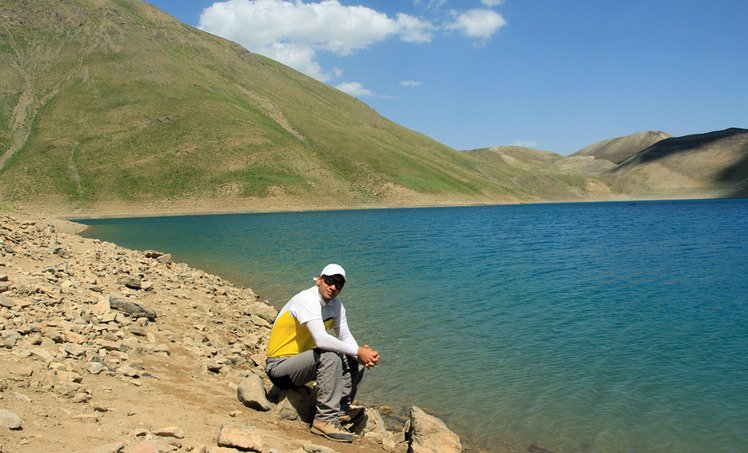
[319,263,347,282]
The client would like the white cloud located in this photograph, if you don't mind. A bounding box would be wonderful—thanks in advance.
[511,140,538,148]
[198,0,507,85]
[199,0,433,80]
[412,0,449,9]
[401,80,423,87]
[447,9,507,40]
[335,82,376,97]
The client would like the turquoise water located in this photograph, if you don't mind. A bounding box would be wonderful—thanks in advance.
[76,200,748,452]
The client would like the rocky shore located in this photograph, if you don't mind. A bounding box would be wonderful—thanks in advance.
[0,212,463,453]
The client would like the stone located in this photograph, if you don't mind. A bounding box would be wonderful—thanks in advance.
[245,302,277,324]
[157,254,172,265]
[87,360,107,375]
[237,374,272,411]
[1,330,21,348]
[123,440,158,453]
[0,294,14,308]
[29,347,56,362]
[407,406,462,453]
[153,426,185,439]
[0,409,22,429]
[63,343,87,357]
[268,385,317,423]
[527,444,555,453]
[116,364,141,378]
[117,276,142,290]
[362,408,388,439]
[13,392,32,402]
[109,294,156,320]
[91,441,126,453]
[216,423,263,452]
[300,444,337,453]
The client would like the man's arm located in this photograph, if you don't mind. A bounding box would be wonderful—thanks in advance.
[335,307,380,368]
[306,319,380,367]
[304,318,358,356]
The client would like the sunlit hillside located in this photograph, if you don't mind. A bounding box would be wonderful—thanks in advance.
[0,0,745,216]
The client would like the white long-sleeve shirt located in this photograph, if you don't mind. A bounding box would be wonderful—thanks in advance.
[266,285,359,358]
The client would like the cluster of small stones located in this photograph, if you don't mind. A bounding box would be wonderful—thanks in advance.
[0,213,462,453]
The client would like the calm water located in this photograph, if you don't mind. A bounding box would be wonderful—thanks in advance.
[76,200,748,452]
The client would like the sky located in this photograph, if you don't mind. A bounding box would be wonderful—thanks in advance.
[144,0,748,155]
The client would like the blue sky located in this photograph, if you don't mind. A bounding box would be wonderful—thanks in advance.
[145,0,747,155]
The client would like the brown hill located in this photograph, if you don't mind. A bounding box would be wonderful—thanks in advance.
[571,131,673,164]
[609,128,748,198]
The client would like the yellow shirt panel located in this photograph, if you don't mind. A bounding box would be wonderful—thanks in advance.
[267,311,334,358]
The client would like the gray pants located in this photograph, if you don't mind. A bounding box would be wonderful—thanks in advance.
[266,348,365,422]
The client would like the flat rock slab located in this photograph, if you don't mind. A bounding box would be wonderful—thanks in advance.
[0,409,22,429]
[217,423,263,452]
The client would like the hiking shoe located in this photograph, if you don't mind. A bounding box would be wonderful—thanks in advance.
[311,420,354,443]
[339,406,365,425]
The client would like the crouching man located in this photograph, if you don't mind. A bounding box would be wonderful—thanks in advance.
[266,264,380,443]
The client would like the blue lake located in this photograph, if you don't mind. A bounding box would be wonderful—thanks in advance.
[76,199,748,452]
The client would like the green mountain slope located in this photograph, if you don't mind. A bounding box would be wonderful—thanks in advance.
[0,0,533,213]
[1,1,745,216]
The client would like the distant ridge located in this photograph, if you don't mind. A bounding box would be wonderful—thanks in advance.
[571,131,672,164]
[611,128,748,198]
[619,128,748,165]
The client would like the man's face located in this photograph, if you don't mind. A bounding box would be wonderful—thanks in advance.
[317,274,345,302]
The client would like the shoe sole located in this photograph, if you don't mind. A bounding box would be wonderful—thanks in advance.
[340,409,365,425]
[311,426,353,443]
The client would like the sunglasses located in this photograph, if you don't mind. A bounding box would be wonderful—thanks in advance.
[322,275,345,289]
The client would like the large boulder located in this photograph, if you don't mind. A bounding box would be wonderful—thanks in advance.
[407,406,461,453]
[267,385,317,423]
[237,374,272,411]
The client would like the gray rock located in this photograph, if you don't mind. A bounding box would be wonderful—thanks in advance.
[109,294,156,320]
[87,361,107,374]
[0,294,14,308]
[0,409,22,430]
[1,330,21,348]
[116,276,142,290]
[245,302,277,324]
[217,423,263,452]
[157,254,172,265]
[63,343,87,357]
[237,374,272,411]
[268,385,317,423]
[407,406,461,453]
[362,407,388,439]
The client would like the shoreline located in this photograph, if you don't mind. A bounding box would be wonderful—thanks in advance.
[11,191,704,222]
[0,210,489,453]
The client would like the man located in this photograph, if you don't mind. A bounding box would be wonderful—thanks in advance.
[266,264,380,443]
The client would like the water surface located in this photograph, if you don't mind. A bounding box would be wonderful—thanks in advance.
[77,200,748,452]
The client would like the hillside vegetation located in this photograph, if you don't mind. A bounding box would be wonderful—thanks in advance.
[0,0,746,217]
